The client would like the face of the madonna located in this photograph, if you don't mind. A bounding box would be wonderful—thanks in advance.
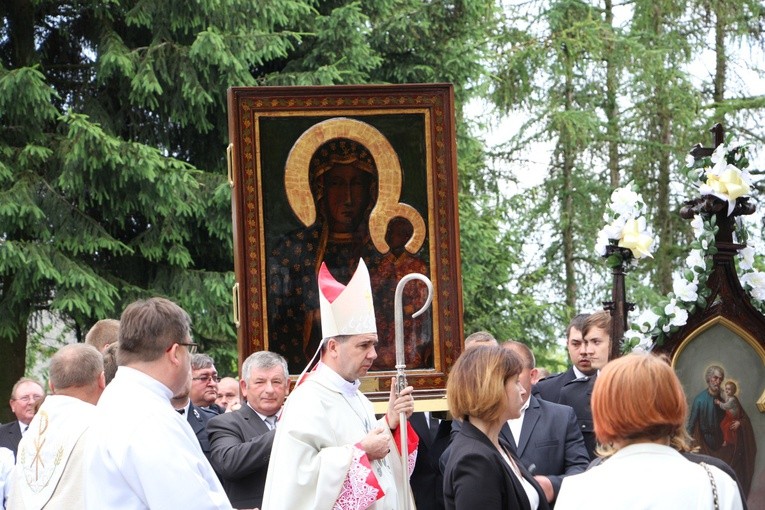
[330,333,378,382]
[243,365,289,416]
[324,165,372,233]
[504,374,525,420]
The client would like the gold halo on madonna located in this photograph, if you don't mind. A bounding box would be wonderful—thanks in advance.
[284,117,426,254]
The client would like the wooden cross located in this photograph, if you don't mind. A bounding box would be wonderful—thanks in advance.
[689,123,724,158]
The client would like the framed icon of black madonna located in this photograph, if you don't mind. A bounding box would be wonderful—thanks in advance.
[227,84,463,401]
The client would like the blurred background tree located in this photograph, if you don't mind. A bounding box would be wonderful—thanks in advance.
[3,0,765,421]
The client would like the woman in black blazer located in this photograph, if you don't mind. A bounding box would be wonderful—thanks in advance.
[443,345,550,510]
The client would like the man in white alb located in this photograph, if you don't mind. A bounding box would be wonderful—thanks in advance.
[262,259,419,510]
[83,297,231,509]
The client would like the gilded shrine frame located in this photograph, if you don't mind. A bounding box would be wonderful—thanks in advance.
[227,84,463,402]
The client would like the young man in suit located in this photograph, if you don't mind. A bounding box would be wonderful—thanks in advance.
[206,351,289,509]
[556,311,612,459]
[0,378,45,458]
[533,314,591,403]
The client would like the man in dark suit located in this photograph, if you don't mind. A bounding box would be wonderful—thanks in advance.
[502,341,589,504]
[172,373,213,461]
[206,351,289,509]
[533,314,590,403]
[409,411,451,510]
[556,311,611,460]
[190,353,225,416]
[0,378,45,458]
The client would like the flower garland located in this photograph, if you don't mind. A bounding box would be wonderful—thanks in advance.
[626,141,761,351]
[595,183,656,267]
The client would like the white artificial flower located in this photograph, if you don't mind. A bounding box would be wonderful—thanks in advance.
[602,218,625,241]
[610,186,643,217]
[690,215,704,239]
[635,308,661,334]
[739,246,755,271]
[741,271,765,301]
[686,249,706,273]
[595,230,609,257]
[628,331,654,353]
[685,154,696,168]
[664,299,689,327]
[673,278,698,303]
[710,143,727,166]
[701,239,709,250]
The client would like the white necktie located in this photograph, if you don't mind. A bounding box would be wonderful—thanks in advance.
[265,415,277,430]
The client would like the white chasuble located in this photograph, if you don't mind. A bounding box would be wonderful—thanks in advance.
[10,395,96,510]
[262,364,418,510]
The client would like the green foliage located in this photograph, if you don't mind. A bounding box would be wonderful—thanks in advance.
[0,0,501,390]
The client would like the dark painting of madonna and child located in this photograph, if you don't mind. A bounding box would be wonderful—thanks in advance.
[227,85,463,392]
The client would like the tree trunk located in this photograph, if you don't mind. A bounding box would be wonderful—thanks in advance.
[0,276,31,423]
[604,0,620,188]
[713,1,727,123]
[562,68,577,311]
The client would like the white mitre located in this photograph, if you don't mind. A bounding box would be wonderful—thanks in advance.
[318,258,377,338]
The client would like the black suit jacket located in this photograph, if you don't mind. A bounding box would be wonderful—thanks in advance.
[409,412,452,510]
[533,367,577,403]
[0,421,22,457]
[206,404,275,509]
[443,420,550,510]
[449,396,589,500]
[186,403,213,460]
[558,375,596,460]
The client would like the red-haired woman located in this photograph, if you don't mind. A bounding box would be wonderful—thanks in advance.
[443,345,549,510]
[556,353,744,509]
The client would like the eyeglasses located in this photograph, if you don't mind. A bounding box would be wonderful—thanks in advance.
[12,394,44,404]
[192,375,221,384]
[176,342,198,354]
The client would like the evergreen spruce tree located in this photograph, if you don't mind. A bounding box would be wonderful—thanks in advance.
[0,0,501,414]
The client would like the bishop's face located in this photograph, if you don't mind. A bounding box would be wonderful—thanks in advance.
[328,333,378,382]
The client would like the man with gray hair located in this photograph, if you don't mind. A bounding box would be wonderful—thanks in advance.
[191,353,224,415]
[207,351,289,509]
[83,297,231,509]
[8,343,105,509]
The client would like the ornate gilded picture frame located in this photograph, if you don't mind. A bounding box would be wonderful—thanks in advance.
[227,84,463,401]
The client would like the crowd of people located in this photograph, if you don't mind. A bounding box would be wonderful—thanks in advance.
[0,261,752,509]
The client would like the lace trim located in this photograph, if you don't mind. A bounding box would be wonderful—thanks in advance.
[334,445,383,510]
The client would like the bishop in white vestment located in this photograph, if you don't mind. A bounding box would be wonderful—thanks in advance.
[262,259,418,510]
